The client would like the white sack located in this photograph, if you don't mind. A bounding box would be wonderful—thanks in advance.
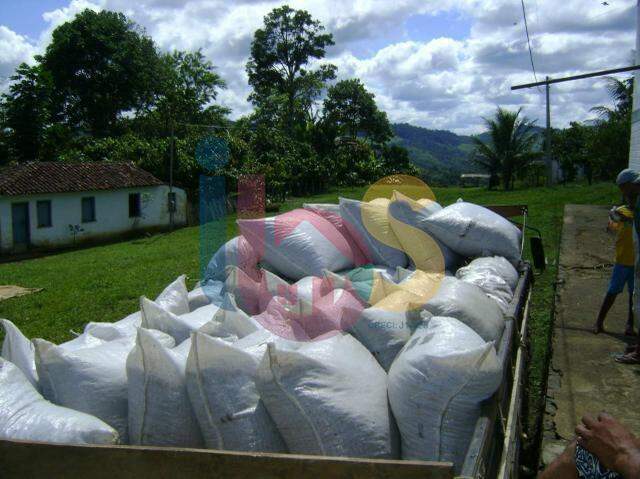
[198,293,263,340]
[419,202,522,264]
[0,357,119,445]
[422,277,505,342]
[127,329,203,447]
[345,290,417,371]
[457,256,519,291]
[388,317,502,471]
[256,333,397,459]
[205,236,260,282]
[387,191,461,271]
[238,209,355,280]
[456,257,518,312]
[188,280,224,311]
[1,318,38,388]
[140,298,219,343]
[339,197,407,269]
[186,330,286,452]
[34,331,175,443]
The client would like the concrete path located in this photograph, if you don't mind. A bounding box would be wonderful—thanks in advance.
[541,204,640,466]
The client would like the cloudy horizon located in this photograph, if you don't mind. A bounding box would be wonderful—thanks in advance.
[0,0,636,135]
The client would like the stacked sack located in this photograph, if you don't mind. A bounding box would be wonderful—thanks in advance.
[0,193,523,473]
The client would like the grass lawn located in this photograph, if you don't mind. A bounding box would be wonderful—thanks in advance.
[0,181,619,465]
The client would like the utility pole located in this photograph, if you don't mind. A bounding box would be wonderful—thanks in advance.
[512,64,640,183]
[169,120,175,231]
[545,76,553,186]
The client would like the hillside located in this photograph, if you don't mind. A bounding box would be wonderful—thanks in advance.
[391,123,482,185]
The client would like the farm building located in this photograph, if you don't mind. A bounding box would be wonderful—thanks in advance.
[0,162,187,254]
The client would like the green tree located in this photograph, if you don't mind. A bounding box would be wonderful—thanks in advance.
[322,79,392,143]
[246,5,336,133]
[42,9,161,136]
[472,107,540,190]
[134,50,229,137]
[1,63,53,162]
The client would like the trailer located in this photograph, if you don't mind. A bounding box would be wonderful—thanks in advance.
[0,208,535,479]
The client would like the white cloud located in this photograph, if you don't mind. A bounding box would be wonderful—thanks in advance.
[0,0,636,133]
[0,26,37,88]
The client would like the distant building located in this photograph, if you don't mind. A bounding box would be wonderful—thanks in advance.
[460,173,490,187]
[0,162,187,254]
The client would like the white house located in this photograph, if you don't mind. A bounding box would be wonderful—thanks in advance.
[0,161,187,254]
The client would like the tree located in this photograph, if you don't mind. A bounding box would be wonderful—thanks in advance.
[591,77,633,122]
[322,79,392,143]
[135,50,228,137]
[472,107,540,190]
[1,63,53,162]
[246,5,336,133]
[41,9,161,136]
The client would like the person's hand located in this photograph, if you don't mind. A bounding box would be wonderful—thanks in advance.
[575,412,640,477]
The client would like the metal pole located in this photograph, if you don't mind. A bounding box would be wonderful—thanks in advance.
[545,77,553,186]
[169,120,174,230]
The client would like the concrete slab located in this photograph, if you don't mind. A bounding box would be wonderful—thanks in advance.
[541,204,640,467]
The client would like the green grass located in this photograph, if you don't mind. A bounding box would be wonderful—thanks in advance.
[0,181,620,464]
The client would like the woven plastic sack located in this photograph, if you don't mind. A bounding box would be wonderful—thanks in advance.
[224,265,262,315]
[186,330,287,452]
[0,357,119,445]
[422,276,505,342]
[322,266,398,306]
[140,298,219,343]
[34,331,175,443]
[456,257,518,312]
[339,197,407,269]
[387,191,461,272]
[188,280,224,311]
[127,329,203,447]
[198,293,264,341]
[303,203,369,266]
[418,202,522,264]
[1,318,39,388]
[388,317,502,471]
[344,288,422,371]
[256,333,398,459]
[238,209,355,280]
[205,235,261,282]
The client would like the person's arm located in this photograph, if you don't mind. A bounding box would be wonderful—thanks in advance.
[575,412,640,478]
[538,440,579,479]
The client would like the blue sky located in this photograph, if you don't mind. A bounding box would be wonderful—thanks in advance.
[0,0,636,134]
[0,0,67,39]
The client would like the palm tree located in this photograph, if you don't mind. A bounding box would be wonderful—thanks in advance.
[591,77,633,122]
[472,107,540,190]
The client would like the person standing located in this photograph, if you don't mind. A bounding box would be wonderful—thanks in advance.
[594,204,635,335]
[613,169,640,364]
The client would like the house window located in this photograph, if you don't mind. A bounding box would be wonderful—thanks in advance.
[37,200,52,228]
[81,197,96,223]
[129,193,141,218]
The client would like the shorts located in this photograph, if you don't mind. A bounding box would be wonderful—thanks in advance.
[607,264,635,295]
[575,444,622,479]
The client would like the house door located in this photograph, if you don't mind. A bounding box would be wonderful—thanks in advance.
[11,202,30,251]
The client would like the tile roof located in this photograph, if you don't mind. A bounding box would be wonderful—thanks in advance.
[0,162,164,197]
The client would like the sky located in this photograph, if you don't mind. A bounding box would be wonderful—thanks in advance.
[0,0,636,135]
